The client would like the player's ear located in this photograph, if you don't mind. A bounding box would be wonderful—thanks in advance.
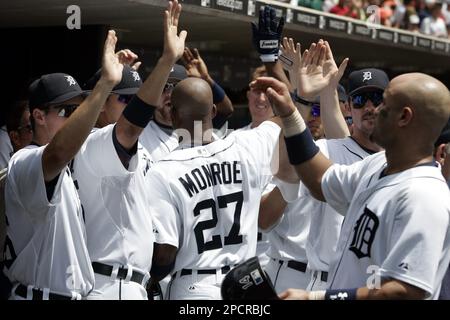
[435,143,446,164]
[398,106,413,128]
[211,104,217,119]
[32,108,46,127]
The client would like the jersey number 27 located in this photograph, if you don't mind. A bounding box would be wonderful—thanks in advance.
[193,191,243,254]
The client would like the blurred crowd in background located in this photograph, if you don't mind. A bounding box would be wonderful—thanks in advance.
[277,0,450,38]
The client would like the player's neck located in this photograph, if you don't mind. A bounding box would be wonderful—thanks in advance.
[178,121,214,146]
[351,130,381,153]
[384,148,434,176]
[33,128,51,146]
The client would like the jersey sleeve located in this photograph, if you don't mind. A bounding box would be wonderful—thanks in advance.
[75,124,140,178]
[147,169,181,248]
[321,156,367,216]
[231,121,281,190]
[8,147,65,217]
[378,183,450,298]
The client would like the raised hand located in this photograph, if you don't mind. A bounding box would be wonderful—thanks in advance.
[163,0,187,63]
[181,47,210,81]
[322,41,348,90]
[251,5,285,63]
[116,49,142,70]
[101,30,123,86]
[280,37,301,90]
[250,76,296,117]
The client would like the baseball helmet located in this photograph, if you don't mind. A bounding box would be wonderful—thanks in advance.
[221,257,279,300]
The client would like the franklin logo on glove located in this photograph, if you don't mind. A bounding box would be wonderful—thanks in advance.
[251,5,285,63]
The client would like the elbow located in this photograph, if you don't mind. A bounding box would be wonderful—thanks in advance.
[258,213,274,231]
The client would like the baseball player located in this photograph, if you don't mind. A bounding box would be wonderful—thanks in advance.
[139,50,233,162]
[147,77,282,300]
[253,72,450,299]
[3,30,123,300]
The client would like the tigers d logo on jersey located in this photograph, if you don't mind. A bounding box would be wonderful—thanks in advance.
[349,207,379,259]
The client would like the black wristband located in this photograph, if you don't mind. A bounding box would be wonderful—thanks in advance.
[284,129,320,165]
[122,95,156,128]
[211,81,226,104]
[325,288,357,300]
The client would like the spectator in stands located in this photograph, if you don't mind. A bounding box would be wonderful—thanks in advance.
[420,1,448,37]
[330,0,365,20]
[409,13,422,31]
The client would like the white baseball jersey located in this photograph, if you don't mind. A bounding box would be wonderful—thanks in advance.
[306,137,373,272]
[0,126,13,170]
[322,152,450,299]
[4,145,94,296]
[149,121,280,272]
[139,120,178,162]
[71,124,154,275]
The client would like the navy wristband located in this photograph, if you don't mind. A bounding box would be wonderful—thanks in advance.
[122,95,155,128]
[211,81,226,104]
[284,129,320,165]
[325,288,357,300]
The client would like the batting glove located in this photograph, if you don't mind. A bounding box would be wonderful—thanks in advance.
[251,6,285,63]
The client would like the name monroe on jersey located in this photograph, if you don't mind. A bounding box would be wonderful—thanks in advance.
[179,161,242,197]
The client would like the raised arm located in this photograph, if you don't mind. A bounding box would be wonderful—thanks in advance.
[250,76,332,201]
[319,41,349,139]
[181,47,233,124]
[42,31,122,181]
[115,0,187,150]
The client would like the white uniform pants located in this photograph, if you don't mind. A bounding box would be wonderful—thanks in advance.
[306,269,329,291]
[86,273,148,300]
[166,269,227,300]
[265,259,311,294]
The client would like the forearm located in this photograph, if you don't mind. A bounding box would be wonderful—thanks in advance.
[320,88,350,139]
[265,61,292,92]
[258,187,287,230]
[43,79,114,181]
[136,55,175,106]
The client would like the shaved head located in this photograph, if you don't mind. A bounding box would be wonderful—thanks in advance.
[171,77,214,121]
[387,73,450,141]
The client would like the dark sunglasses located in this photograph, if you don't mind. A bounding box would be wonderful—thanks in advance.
[49,104,79,118]
[118,95,133,104]
[311,104,320,117]
[351,91,383,109]
[16,124,32,133]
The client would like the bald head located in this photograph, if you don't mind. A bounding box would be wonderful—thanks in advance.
[387,73,450,140]
[171,77,214,121]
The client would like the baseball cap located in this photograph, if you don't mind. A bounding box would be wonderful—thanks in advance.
[168,64,188,82]
[221,257,279,300]
[29,73,85,110]
[337,84,348,102]
[348,68,389,96]
[84,65,142,95]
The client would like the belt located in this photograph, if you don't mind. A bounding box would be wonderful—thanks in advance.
[274,259,307,273]
[15,284,75,300]
[174,266,231,278]
[92,262,148,286]
[319,271,328,282]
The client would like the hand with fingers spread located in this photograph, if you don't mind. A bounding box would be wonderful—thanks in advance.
[322,41,348,90]
[297,39,348,99]
[116,49,142,70]
[101,30,124,86]
[250,76,296,118]
[280,37,301,90]
[251,5,285,63]
[181,47,211,82]
[163,0,187,63]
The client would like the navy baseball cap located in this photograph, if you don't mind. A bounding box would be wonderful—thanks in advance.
[348,68,389,96]
[221,257,279,300]
[84,65,142,95]
[29,73,85,110]
[168,64,187,82]
[337,84,348,102]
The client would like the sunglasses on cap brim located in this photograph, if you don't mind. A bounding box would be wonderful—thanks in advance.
[48,104,80,118]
